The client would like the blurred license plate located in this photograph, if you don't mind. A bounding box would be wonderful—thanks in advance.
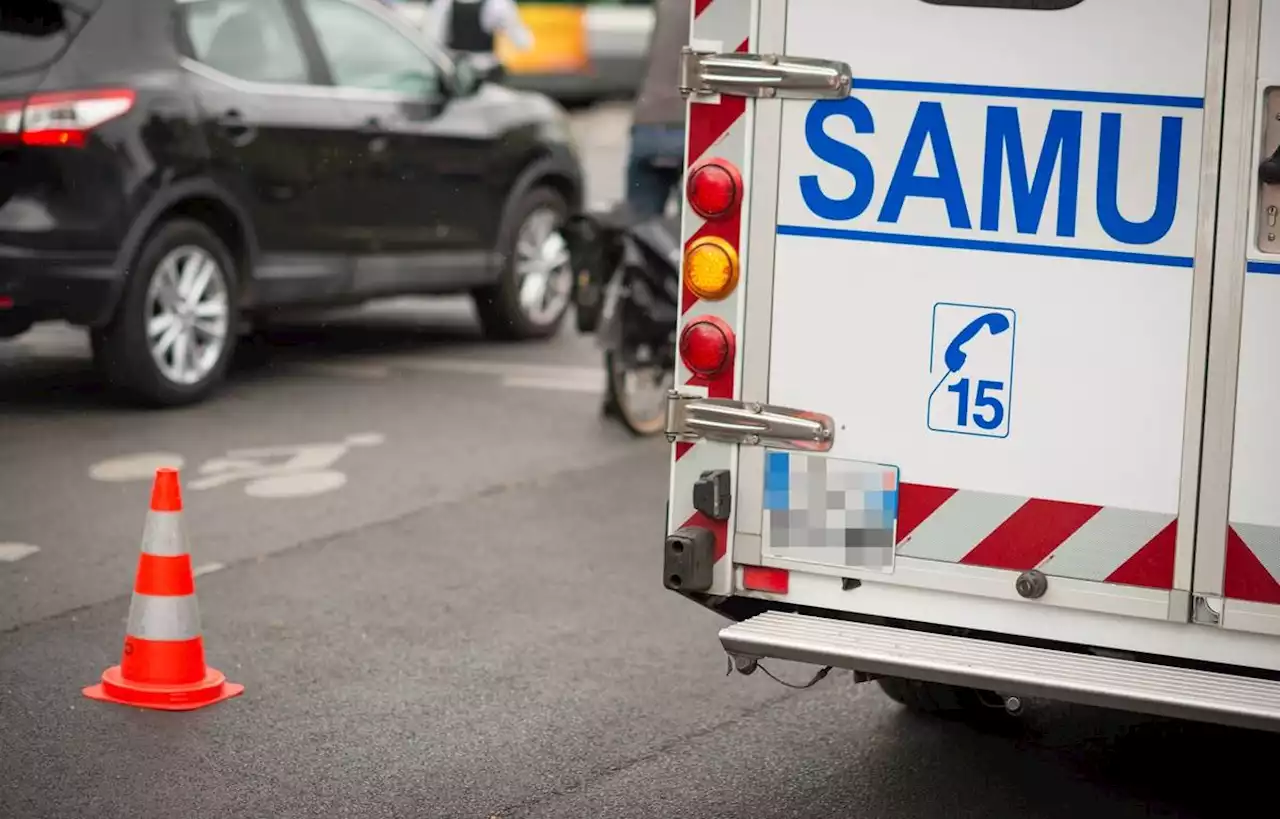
[761,450,898,574]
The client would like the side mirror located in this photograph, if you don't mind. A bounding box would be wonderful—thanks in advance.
[446,53,489,98]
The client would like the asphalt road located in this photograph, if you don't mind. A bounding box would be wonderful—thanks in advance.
[3,102,1279,819]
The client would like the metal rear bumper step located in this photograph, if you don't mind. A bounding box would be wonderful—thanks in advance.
[719,611,1280,731]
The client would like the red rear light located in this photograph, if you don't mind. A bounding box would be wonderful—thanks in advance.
[17,89,135,148]
[0,100,22,146]
[686,158,743,220]
[679,316,735,379]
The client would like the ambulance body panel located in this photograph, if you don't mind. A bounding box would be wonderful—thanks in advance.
[664,0,1280,730]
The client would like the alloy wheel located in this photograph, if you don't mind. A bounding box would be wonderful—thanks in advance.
[143,245,230,387]
[514,207,574,326]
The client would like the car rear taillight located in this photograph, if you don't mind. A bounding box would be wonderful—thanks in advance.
[679,316,735,379]
[9,89,135,148]
[0,99,22,146]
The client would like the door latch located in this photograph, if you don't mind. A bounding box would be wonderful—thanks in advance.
[679,48,852,100]
[665,392,835,451]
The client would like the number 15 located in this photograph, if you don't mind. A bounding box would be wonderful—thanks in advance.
[947,378,1005,431]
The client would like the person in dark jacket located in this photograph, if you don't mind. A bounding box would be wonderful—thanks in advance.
[427,0,533,82]
[626,0,691,218]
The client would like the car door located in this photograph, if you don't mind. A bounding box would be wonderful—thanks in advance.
[175,0,362,301]
[297,0,496,270]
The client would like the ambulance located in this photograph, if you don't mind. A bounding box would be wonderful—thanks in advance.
[663,0,1280,729]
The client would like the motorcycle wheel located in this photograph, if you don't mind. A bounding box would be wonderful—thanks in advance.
[604,349,672,437]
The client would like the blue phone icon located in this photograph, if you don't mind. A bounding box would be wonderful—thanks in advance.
[944,313,1012,374]
[928,304,1016,439]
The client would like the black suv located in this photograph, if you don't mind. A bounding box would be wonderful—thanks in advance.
[0,0,584,405]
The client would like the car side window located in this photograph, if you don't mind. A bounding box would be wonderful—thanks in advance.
[301,0,440,97]
[176,0,311,86]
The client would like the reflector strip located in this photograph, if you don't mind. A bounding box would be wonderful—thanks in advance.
[1227,524,1280,604]
[743,565,789,594]
[894,483,1177,589]
[126,593,203,642]
[138,511,190,556]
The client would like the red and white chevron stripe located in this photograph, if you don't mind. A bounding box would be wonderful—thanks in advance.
[893,486,1280,602]
[668,0,753,595]
[1226,523,1280,605]
[895,484,1179,590]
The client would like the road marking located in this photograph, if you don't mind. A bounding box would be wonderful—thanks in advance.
[502,375,602,394]
[89,452,185,482]
[0,543,39,563]
[404,357,600,382]
[89,433,384,500]
[244,470,347,498]
[193,562,225,577]
[293,362,392,379]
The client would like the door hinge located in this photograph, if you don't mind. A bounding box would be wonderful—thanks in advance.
[1192,594,1223,626]
[679,48,852,100]
[665,392,836,451]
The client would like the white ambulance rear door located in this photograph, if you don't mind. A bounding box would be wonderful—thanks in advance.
[1197,1,1280,641]
[734,0,1225,623]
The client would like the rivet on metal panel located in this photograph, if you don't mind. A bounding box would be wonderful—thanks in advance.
[1015,569,1048,600]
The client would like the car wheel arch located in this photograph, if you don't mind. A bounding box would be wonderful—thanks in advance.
[102,180,259,327]
[499,153,584,237]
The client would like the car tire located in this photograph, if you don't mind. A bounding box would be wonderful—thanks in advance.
[876,676,990,714]
[92,218,239,407]
[473,186,574,341]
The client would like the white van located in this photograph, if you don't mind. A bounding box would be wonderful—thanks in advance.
[663,0,1280,729]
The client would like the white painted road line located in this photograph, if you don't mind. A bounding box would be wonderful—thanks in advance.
[0,543,40,563]
[293,362,392,379]
[403,357,601,382]
[287,355,607,388]
[193,562,225,577]
[502,376,603,394]
[89,452,185,482]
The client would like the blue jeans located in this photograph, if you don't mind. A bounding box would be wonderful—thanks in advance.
[625,123,685,219]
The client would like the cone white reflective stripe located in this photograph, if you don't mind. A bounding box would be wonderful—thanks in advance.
[139,510,191,557]
[125,593,203,641]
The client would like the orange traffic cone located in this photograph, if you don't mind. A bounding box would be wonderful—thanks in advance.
[84,467,243,711]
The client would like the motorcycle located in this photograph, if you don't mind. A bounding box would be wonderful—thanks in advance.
[563,203,682,437]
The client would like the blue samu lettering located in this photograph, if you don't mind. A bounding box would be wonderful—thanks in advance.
[800,94,1184,247]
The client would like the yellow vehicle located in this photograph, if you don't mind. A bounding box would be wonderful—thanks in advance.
[397,0,654,103]
[500,0,652,103]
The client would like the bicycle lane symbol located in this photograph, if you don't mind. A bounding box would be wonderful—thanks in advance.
[927,303,1017,439]
[87,433,386,499]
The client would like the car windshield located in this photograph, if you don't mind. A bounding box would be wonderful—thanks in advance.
[0,1,72,77]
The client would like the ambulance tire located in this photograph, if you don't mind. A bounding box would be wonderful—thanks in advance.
[876,676,988,714]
